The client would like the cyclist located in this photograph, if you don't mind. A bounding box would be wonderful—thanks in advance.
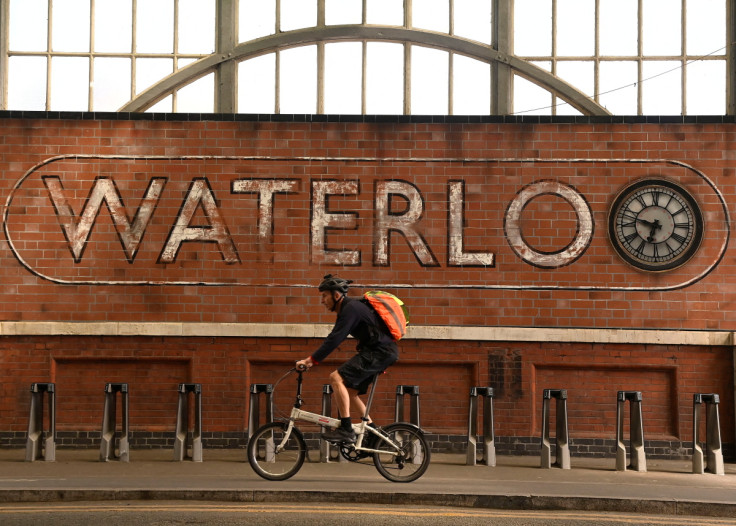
[297,274,399,444]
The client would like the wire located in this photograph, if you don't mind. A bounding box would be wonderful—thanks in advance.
[513,45,729,115]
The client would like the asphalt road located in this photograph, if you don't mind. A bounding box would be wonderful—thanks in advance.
[1,502,735,526]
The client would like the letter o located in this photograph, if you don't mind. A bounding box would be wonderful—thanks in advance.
[504,180,593,268]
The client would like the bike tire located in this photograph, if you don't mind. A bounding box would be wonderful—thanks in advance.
[247,421,306,481]
[372,422,431,483]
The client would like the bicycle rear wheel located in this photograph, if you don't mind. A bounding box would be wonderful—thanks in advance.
[373,423,431,483]
[247,422,306,481]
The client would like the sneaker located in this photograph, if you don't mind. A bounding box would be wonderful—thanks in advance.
[322,426,356,444]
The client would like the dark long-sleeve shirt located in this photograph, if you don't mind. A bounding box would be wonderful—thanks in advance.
[311,296,396,363]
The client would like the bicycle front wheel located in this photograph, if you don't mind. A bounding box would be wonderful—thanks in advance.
[373,423,431,483]
[247,421,306,481]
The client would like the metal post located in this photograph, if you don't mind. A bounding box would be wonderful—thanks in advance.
[174,383,203,462]
[466,387,495,466]
[395,385,420,426]
[100,383,129,462]
[693,393,724,475]
[25,383,56,462]
[320,384,345,463]
[616,391,646,472]
[247,384,273,438]
[540,389,570,469]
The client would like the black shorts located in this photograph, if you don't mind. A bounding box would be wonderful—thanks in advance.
[338,345,398,395]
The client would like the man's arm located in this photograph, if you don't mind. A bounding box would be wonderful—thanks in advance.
[299,301,358,366]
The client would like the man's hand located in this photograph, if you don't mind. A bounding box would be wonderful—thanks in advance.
[296,357,314,370]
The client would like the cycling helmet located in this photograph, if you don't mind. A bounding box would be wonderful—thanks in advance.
[318,274,352,294]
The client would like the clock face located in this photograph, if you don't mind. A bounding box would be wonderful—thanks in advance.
[608,179,703,271]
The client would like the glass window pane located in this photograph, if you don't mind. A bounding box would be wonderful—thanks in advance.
[366,42,403,114]
[325,43,362,114]
[52,0,90,52]
[280,46,317,113]
[411,46,448,114]
[453,0,491,44]
[557,0,594,56]
[136,58,173,94]
[280,0,317,31]
[686,60,725,114]
[8,56,47,110]
[413,0,449,33]
[366,0,404,26]
[555,97,583,116]
[177,73,214,112]
[326,0,362,25]
[513,75,553,115]
[642,61,682,114]
[178,0,215,54]
[514,0,551,56]
[556,61,594,98]
[686,0,726,56]
[240,0,276,41]
[599,61,638,114]
[600,0,637,56]
[9,0,48,51]
[94,0,132,53]
[93,57,131,111]
[453,55,490,115]
[642,0,681,56]
[50,57,89,110]
[238,54,276,113]
[147,94,172,112]
[178,58,198,69]
[137,0,173,53]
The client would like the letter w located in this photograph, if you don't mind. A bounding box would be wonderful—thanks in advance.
[43,176,166,263]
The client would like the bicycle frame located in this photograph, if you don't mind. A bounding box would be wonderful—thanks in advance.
[273,368,400,457]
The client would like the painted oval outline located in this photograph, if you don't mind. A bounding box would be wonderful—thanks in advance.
[3,155,729,291]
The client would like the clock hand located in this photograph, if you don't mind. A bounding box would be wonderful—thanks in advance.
[636,217,657,228]
[646,219,662,243]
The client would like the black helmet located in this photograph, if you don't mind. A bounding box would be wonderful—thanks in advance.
[318,274,352,294]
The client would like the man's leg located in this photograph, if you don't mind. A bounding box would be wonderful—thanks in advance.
[330,369,351,418]
[322,370,356,443]
[350,393,371,424]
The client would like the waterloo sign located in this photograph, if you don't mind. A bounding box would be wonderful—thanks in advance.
[3,155,728,290]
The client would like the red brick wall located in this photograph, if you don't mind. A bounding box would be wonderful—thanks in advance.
[0,115,734,453]
[0,336,731,447]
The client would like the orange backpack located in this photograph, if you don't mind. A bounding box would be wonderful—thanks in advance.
[363,291,409,341]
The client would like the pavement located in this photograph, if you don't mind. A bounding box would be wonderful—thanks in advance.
[1,448,735,518]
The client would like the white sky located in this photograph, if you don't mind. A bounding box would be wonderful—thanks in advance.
[3,0,729,115]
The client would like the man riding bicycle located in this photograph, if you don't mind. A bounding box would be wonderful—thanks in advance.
[297,275,399,444]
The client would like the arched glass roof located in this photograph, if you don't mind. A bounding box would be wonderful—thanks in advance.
[0,0,731,115]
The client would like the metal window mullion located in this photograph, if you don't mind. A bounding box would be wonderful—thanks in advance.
[172,0,179,112]
[728,0,736,114]
[404,0,411,114]
[216,0,238,113]
[594,0,600,105]
[404,42,411,115]
[131,0,138,103]
[0,0,9,110]
[449,0,454,114]
[275,0,280,112]
[361,40,367,114]
[549,0,556,115]
[637,0,643,115]
[448,52,454,115]
[46,0,53,111]
[317,42,325,114]
[318,0,326,113]
[89,0,95,111]
[681,0,687,115]
[275,49,281,113]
